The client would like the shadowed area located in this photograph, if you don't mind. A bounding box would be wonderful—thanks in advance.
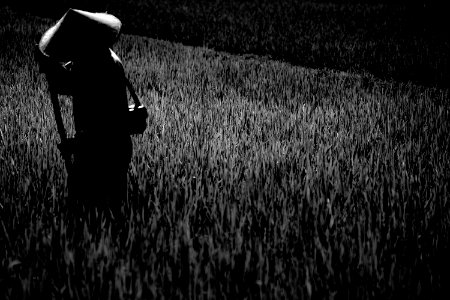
[2,0,449,88]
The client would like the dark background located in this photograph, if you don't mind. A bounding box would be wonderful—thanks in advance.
[4,0,449,88]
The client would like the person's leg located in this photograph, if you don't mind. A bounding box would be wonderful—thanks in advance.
[74,135,132,231]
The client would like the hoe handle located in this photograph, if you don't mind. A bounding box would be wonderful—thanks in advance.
[49,90,73,172]
[125,77,142,107]
[49,90,67,143]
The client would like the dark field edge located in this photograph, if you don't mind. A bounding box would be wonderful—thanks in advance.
[3,0,450,89]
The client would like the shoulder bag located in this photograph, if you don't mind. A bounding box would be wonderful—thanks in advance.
[126,78,149,135]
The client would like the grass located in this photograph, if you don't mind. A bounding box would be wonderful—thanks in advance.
[1,5,450,300]
[5,0,450,87]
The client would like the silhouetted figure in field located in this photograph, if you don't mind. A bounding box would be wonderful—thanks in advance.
[36,9,132,225]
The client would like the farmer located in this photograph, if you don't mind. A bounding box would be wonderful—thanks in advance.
[36,8,132,222]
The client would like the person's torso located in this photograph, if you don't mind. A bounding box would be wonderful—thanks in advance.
[71,49,129,137]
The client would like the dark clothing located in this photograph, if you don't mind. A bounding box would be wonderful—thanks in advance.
[69,133,132,217]
[67,49,132,218]
[72,49,129,136]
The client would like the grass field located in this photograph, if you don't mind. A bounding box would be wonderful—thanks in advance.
[1,5,450,300]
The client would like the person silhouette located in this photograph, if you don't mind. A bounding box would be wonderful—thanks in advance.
[36,8,132,224]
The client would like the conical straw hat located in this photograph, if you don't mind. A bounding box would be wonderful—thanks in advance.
[38,8,122,61]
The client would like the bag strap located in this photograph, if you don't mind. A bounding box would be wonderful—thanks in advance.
[125,77,142,107]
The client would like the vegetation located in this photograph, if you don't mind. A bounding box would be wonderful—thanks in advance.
[1,5,450,300]
[5,0,450,87]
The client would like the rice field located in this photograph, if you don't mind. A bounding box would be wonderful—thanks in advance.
[1,5,450,300]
